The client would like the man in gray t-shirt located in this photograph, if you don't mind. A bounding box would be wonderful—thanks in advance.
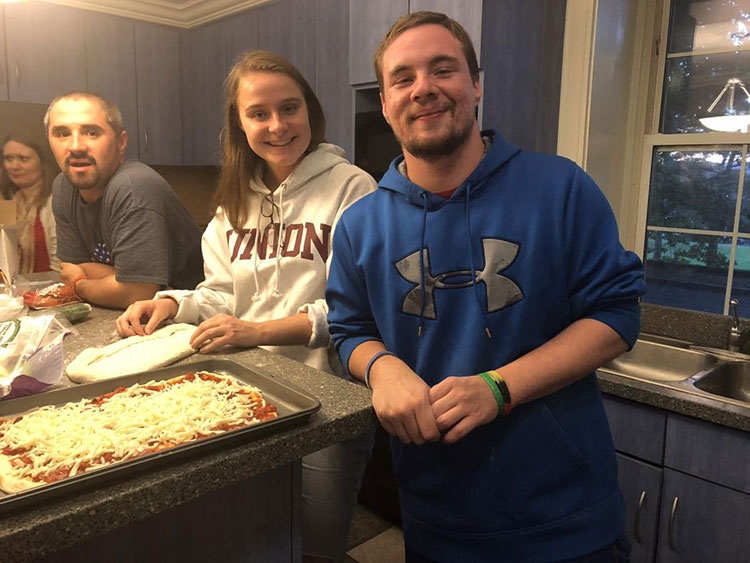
[45,91,203,309]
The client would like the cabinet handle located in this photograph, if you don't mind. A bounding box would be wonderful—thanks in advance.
[14,61,19,84]
[144,129,149,152]
[634,490,646,543]
[668,496,679,550]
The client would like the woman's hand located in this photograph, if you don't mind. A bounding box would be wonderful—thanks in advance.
[116,298,179,337]
[189,314,265,353]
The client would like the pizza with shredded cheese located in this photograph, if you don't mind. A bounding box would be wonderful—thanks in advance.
[0,371,278,494]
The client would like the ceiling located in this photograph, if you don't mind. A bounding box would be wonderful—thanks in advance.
[39,0,276,28]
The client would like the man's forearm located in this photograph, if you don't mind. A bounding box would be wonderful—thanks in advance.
[497,318,629,408]
[75,275,160,309]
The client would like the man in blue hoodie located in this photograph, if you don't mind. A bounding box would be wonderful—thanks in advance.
[326,10,646,563]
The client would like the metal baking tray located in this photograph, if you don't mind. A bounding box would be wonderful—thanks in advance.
[0,358,320,515]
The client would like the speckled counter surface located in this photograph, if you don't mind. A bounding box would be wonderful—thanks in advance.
[0,307,376,561]
[597,370,750,432]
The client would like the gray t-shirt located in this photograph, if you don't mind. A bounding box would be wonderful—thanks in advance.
[52,160,204,290]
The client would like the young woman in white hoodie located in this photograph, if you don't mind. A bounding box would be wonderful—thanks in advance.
[116,50,377,562]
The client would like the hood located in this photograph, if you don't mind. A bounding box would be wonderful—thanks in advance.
[249,142,350,196]
[246,142,352,301]
[377,130,521,208]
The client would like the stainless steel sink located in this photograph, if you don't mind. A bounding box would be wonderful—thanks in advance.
[599,339,719,382]
[692,362,750,403]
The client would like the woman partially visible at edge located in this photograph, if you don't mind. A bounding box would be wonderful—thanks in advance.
[1,134,59,274]
[116,50,377,563]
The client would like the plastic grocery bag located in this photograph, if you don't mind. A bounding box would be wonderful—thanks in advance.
[0,314,71,399]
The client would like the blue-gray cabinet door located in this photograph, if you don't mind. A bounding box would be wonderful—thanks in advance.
[617,453,662,563]
[0,7,7,101]
[349,0,407,85]
[257,0,315,85]
[84,12,139,161]
[315,0,353,157]
[657,468,750,562]
[5,2,86,105]
[181,21,226,166]
[134,21,182,165]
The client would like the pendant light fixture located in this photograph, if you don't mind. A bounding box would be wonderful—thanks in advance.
[699,77,750,132]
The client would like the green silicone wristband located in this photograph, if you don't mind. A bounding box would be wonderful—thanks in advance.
[478,371,505,414]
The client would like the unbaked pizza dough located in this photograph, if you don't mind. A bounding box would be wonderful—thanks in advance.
[66,323,197,384]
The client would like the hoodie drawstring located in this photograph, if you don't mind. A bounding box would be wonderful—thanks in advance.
[272,186,285,297]
[252,184,286,300]
[465,182,492,339]
[251,192,263,302]
[418,192,428,337]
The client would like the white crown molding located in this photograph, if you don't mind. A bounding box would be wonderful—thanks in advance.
[37,0,276,28]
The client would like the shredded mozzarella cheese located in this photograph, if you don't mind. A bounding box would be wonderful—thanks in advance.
[0,372,277,483]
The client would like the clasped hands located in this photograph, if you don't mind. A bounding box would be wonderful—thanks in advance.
[368,356,500,446]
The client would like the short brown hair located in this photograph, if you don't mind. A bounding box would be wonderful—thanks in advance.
[43,91,125,137]
[373,11,480,91]
[214,50,326,230]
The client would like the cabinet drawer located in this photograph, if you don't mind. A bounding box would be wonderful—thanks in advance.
[603,394,667,464]
[665,413,750,492]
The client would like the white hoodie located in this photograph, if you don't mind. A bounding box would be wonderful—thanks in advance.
[158,143,376,376]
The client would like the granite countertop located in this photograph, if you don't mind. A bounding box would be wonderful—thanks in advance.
[597,370,750,432]
[0,307,377,561]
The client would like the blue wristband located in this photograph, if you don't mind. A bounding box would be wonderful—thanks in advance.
[364,351,397,390]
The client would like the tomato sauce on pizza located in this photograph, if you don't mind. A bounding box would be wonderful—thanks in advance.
[0,371,278,493]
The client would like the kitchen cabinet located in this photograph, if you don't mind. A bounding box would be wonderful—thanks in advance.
[657,413,750,561]
[224,9,259,70]
[84,12,140,161]
[4,2,87,105]
[603,394,750,562]
[46,462,301,562]
[657,468,750,562]
[181,21,226,166]
[616,453,662,563]
[480,0,566,154]
[134,21,183,165]
[257,0,316,85]
[315,0,354,158]
[0,8,7,101]
[348,0,482,86]
[409,0,482,63]
[349,0,407,85]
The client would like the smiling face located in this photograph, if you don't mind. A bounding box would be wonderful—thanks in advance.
[380,24,482,160]
[3,141,43,191]
[46,97,127,201]
[236,71,312,188]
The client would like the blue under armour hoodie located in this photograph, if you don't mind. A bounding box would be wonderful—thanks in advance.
[326,130,646,562]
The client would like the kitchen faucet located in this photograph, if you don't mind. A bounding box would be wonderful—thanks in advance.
[728,298,744,352]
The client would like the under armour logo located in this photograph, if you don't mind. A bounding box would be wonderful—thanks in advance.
[395,238,523,319]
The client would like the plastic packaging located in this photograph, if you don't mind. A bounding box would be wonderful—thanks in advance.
[0,314,71,399]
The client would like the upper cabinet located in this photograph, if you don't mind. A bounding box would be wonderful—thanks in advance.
[348,0,482,86]
[349,0,407,86]
[4,2,87,105]
[181,21,226,166]
[408,0,482,63]
[84,12,140,161]
[0,9,7,102]
[257,0,316,84]
[134,22,183,165]
[224,9,259,69]
[314,0,353,158]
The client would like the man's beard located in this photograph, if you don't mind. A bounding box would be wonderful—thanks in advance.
[64,162,102,191]
[397,117,474,161]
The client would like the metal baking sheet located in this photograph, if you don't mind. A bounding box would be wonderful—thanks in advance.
[0,358,321,515]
